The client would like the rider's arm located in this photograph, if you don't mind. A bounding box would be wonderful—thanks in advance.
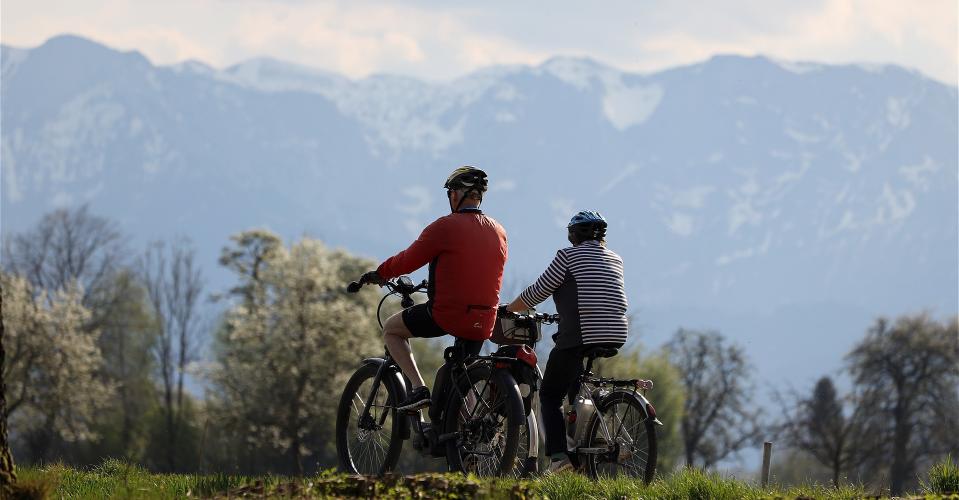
[505,296,530,313]
[376,219,446,279]
[514,250,569,308]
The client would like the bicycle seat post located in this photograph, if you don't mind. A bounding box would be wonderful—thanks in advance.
[584,355,596,376]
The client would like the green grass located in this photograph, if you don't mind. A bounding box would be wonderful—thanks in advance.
[536,468,872,500]
[13,459,959,499]
[924,455,959,495]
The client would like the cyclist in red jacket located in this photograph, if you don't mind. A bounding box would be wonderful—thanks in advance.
[360,167,508,411]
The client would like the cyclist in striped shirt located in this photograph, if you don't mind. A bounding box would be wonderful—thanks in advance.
[505,210,628,473]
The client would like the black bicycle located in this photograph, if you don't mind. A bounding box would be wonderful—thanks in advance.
[335,276,529,476]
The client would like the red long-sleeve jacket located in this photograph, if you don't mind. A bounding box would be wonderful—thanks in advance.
[377,208,508,340]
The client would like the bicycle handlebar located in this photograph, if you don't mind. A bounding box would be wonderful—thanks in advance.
[346,276,428,296]
[347,277,559,328]
[499,309,561,325]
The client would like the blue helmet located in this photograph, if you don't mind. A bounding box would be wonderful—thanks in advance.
[567,210,607,228]
[567,210,608,242]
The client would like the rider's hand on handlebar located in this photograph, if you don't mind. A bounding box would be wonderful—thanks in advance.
[360,270,386,286]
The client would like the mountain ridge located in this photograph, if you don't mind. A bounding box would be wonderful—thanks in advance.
[2,34,956,390]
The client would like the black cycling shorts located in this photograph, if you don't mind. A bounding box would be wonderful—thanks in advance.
[402,302,483,355]
[402,302,447,338]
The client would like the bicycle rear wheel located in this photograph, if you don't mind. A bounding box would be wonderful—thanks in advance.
[335,362,404,475]
[444,363,524,476]
[583,390,657,482]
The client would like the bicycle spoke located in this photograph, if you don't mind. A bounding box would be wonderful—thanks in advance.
[351,393,363,415]
[609,405,635,445]
[466,380,493,419]
[354,441,371,472]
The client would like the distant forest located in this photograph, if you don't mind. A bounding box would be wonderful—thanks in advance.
[2,205,957,495]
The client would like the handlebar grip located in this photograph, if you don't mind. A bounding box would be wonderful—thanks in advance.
[347,281,362,293]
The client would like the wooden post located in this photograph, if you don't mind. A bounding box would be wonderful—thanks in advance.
[761,441,772,488]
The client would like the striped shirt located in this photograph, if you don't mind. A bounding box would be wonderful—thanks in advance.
[519,240,629,349]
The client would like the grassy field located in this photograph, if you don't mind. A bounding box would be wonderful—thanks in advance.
[10,459,959,499]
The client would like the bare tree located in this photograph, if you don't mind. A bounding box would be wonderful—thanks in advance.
[667,328,761,469]
[846,313,959,495]
[2,204,127,329]
[778,376,877,487]
[139,238,204,472]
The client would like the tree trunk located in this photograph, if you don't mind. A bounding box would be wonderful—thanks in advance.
[164,382,176,472]
[0,292,17,492]
[117,329,133,455]
[890,403,910,496]
[290,435,303,476]
[684,443,695,468]
[831,445,842,487]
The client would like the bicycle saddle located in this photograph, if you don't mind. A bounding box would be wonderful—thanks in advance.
[582,346,618,359]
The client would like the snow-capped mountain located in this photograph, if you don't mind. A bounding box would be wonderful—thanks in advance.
[3,35,956,387]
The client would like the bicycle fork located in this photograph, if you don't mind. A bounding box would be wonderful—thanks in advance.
[358,358,390,431]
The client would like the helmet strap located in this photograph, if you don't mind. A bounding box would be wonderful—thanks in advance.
[454,188,470,212]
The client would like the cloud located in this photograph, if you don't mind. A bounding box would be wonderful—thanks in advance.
[631,0,957,83]
[2,0,955,83]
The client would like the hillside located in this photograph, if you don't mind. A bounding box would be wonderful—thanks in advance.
[2,34,956,389]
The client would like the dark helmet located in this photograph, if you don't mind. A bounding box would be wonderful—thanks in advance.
[567,210,607,228]
[568,210,608,241]
[444,166,488,192]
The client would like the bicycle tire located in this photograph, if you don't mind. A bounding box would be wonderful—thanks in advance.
[444,364,524,476]
[583,390,657,483]
[335,362,404,475]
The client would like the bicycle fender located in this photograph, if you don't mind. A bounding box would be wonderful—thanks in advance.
[526,410,540,459]
[606,389,664,426]
[360,357,413,439]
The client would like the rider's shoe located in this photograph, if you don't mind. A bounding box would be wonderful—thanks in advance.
[397,386,431,412]
[546,457,573,474]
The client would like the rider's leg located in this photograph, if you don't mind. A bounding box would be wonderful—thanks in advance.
[540,346,584,458]
[383,311,427,388]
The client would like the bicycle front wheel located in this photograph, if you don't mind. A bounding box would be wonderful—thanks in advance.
[335,362,404,475]
[583,390,657,482]
[444,364,524,476]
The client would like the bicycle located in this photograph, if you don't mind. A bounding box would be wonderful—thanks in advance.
[335,276,530,476]
[565,347,661,482]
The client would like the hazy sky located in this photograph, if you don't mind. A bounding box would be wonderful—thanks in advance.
[3,0,957,84]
